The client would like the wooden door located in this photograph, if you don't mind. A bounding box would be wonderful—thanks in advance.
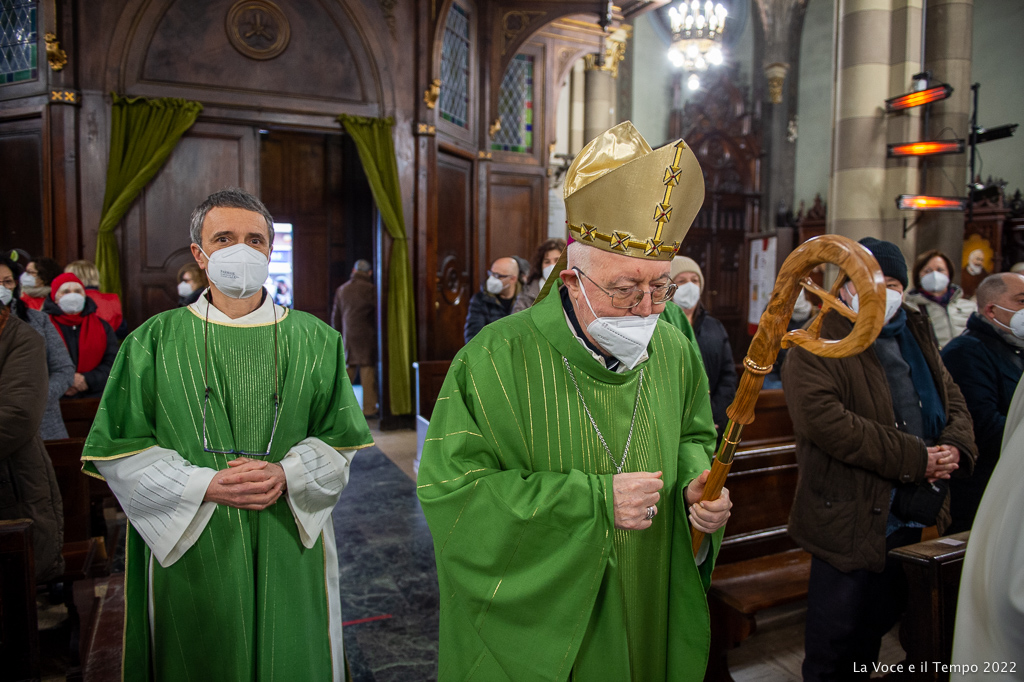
[429,151,475,360]
[120,121,258,327]
[261,131,339,322]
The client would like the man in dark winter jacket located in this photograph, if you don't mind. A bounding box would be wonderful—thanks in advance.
[941,272,1024,533]
[782,237,976,681]
[0,304,65,582]
[463,256,520,343]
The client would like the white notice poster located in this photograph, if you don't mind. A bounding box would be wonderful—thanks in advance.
[748,237,777,335]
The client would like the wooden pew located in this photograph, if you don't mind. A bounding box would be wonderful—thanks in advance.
[705,441,811,682]
[59,397,101,439]
[735,389,794,448]
[889,531,970,681]
[0,519,39,682]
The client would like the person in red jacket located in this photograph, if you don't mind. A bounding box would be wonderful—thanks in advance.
[65,259,126,337]
[43,273,118,399]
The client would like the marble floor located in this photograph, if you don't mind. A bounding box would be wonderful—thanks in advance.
[335,443,439,682]
[336,422,906,682]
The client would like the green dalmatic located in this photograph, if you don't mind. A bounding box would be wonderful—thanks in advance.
[83,304,372,680]
[417,287,722,681]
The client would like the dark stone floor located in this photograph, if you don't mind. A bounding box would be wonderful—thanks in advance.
[334,447,439,682]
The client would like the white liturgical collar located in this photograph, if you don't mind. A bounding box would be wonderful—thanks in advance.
[189,288,287,326]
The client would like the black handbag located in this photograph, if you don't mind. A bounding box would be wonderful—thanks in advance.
[892,479,948,526]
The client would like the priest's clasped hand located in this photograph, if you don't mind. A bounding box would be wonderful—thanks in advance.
[204,457,287,510]
[613,471,664,530]
[685,470,732,535]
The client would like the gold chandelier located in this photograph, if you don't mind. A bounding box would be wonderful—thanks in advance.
[667,0,728,90]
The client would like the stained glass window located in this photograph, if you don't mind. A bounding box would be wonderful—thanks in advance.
[491,54,534,154]
[0,0,37,86]
[439,2,470,128]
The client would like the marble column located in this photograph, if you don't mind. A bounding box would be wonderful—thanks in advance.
[829,0,924,263]
[569,59,586,154]
[917,0,973,277]
[583,59,616,145]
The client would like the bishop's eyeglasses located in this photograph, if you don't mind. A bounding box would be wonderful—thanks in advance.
[201,297,281,457]
[574,267,677,309]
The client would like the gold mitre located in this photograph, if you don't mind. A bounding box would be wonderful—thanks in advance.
[563,121,704,261]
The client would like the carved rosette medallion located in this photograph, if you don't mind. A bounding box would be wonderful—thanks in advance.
[226,0,291,61]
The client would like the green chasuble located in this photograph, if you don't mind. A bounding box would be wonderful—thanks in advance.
[82,301,372,681]
[660,300,698,351]
[417,286,722,681]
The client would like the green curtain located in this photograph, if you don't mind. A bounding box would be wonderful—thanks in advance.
[338,114,417,415]
[96,94,203,294]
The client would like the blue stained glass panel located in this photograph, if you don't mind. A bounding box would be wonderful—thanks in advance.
[0,0,38,85]
[491,54,534,153]
[439,3,470,128]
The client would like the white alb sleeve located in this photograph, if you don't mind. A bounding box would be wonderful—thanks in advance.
[94,447,218,568]
[279,437,357,548]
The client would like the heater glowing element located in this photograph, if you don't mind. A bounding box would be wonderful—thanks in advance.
[896,195,968,211]
[887,140,965,158]
[885,84,953,112]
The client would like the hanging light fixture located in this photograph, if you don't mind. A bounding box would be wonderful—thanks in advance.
[667,0,728,90]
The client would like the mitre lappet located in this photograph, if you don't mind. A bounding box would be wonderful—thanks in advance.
[563,121,705,260]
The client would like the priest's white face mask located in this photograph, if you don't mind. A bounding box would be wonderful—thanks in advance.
[201,244,269,299]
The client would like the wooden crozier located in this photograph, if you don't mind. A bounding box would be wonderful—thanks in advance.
[690,235,888,556]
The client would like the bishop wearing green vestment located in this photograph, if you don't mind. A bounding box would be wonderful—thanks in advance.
[82,189,373,681]
[417,123,734,681]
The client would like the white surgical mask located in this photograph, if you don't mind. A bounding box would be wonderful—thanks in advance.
[577,270,659,370]
[542,264,555,281]
[57,292,86,315]
[920,271,950,294]
[672,282,700,310]
[994,305,1024,339]
[849,286,903,324]
[0,286,11,306]
[200,244,269,299]
[791,290,813,323]
[19,272,37,288]
[178,280,195,298]
[486,276,504,295]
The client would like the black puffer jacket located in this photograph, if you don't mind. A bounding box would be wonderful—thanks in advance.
[464,287,515,343]
[692,305,737,431]
[0,309,65,582]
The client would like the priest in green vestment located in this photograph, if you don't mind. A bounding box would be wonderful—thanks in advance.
[82,189,373,681]
[417,122,733,681]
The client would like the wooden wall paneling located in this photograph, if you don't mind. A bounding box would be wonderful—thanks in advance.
[485,169,545,273]
[120,121,258,327]
[110,0,387,118]
[431,150,475,360]
[0,114,47,258]
[48,101,81,265]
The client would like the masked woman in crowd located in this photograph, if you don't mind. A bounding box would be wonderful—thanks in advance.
[513,238,566,313]
[42,272,118,399]
[176,262,208,307]
[1,250,75,438]
[905,249,977,349]
[662,255,737,437]
[20,255,62,310]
